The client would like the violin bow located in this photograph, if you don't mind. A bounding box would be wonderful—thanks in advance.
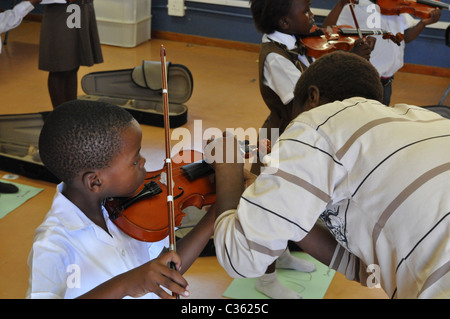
[160,45,179,299]
[348,0,363,39]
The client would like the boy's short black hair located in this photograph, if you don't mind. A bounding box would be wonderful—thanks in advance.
[39,100,135,183]
[250,0,293,34]
[293,51,383,111]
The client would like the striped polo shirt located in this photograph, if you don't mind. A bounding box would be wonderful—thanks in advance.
[214,97,450,298]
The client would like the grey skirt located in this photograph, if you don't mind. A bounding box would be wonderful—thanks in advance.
[39,0,103,72]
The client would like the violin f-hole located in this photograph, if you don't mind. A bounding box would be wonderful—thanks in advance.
[173,186,184,200]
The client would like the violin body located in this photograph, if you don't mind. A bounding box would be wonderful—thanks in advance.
[300,25,404,58]
[300,25,358,59]
[105,150,215,242]
[377,0,449,19]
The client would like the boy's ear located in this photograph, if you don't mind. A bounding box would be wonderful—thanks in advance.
[82,171,103,193]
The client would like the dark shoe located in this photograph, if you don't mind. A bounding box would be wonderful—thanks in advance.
[0,181,19,194]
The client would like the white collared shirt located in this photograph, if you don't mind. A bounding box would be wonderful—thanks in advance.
[262,31,313,105]
[26,183,169,299]
[0,1,35,53]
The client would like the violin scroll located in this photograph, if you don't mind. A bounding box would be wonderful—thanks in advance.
[381,31,404,46]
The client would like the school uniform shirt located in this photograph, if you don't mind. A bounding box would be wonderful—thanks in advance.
[26,183,169,299]
[337,0,417,78]
[0,1,34,53]
[214,97,450,298]
[262,31,313,105]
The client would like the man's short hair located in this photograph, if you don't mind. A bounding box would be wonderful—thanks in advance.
[294,51,383,112]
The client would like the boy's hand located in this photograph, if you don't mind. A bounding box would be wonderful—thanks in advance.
[124,251,190,299]
[350,36,376,60]
[29,0,42,6]
[422,8,441,26]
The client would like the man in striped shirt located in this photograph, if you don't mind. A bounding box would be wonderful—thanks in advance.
[210,51,449,298]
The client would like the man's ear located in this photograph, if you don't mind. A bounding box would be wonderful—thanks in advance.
[82,171,103,193]
[304,85,321,111]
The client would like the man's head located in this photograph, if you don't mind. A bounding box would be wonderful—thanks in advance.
[39,100,136,183]
[292,51,383,118]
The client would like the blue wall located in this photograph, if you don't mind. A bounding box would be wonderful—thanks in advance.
[1,0,448,68]
[151,0,450,69]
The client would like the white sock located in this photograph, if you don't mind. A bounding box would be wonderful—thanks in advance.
[276,248,316,272]
[255,272,302,299]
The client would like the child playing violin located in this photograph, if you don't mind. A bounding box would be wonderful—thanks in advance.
[250,0,374,173]
[335,0,442,105]
[26,100,215,298]
[247,0,374,299]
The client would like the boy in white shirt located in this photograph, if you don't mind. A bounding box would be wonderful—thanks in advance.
[27,100,215,298]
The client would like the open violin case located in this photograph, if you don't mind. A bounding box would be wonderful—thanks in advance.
[0,112,60,183]
[78,60,193,128]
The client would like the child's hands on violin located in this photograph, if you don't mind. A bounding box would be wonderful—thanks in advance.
[422,8,441,26]
[121,251,190,299]
[350,36,376,60]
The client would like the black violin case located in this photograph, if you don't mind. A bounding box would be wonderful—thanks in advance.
[0,61,193,184]
[78,60,193,128]
[0,112,60,183]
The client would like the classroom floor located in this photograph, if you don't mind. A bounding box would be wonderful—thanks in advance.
[0,20,449,299]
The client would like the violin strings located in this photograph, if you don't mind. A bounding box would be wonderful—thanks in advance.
[145,163,210,180]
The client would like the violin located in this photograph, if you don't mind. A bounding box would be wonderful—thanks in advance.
[300,25,404,58]
[377,0,448,19]
[105,149,215,242]
[105,140,269,242]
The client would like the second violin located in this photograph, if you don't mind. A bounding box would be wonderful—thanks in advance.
[300,25,404,58]
[377,0,448,19]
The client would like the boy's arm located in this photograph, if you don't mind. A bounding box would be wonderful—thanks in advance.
[322,0,350,28]
[404,8,441,43]
[77,251,190,299]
